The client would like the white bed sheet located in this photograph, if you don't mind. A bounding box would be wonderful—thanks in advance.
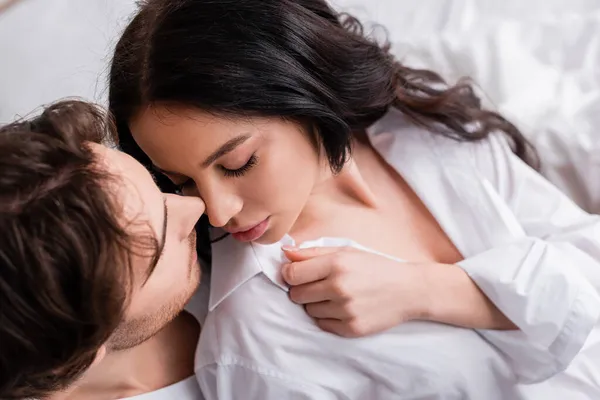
[333,0,600,212]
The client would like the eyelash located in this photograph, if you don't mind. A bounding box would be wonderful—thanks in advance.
[221,154,258,178]
[174,154,258,193]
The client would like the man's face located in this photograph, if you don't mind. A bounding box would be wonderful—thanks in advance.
[92,144,204,350]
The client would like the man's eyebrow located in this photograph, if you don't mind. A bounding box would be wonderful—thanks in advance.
[200,135,251,168]
[143,199,168,285]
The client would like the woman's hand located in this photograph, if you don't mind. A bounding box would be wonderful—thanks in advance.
[281,246,431,337]
[282,246,517,338]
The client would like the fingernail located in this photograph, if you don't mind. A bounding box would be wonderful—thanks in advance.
[282,245,298,252]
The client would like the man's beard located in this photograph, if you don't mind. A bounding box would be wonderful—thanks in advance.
[108,235,201,351]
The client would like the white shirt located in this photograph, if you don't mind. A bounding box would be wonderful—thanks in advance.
[196,109,600,399]
[120,376,202,400]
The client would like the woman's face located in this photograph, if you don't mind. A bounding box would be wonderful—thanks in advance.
[130,106,322,244]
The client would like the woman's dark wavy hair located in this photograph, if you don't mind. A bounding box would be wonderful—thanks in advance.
[109,0,538,262]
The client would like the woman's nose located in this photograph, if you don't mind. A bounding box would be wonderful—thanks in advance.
[203,190,243,228]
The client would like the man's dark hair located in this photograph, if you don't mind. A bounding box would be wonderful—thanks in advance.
[0,100,135,399]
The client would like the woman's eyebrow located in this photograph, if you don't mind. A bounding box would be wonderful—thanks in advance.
[200,134,251,168]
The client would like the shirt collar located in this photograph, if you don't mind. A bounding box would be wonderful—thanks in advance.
[209,233,294,311]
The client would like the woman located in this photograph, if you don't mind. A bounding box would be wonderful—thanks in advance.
[109,0,600,398]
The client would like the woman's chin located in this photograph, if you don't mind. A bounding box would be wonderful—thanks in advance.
[252,224,286,245]
[252,231,279,245]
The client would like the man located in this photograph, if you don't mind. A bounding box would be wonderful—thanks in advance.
[0,100,205,399]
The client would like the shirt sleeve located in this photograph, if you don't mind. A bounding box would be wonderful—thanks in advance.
[196,362,341,400]
[457,134,600,384]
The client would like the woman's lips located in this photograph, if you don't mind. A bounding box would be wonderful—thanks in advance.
[229,218,269,242]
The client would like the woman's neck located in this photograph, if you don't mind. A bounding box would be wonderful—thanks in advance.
[290,140,380,239]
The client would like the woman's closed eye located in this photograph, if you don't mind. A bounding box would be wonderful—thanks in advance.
[220,153,258,178]
[172,153,258,194]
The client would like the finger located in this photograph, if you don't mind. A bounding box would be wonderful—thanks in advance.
[315,319,356,338]
[316,318,368,338]
[289,280,333,304]
[305,301,352,319]
[282,257,334,286]
[281,246,343,262]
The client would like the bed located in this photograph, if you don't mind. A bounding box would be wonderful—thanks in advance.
[331,0,600,212]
